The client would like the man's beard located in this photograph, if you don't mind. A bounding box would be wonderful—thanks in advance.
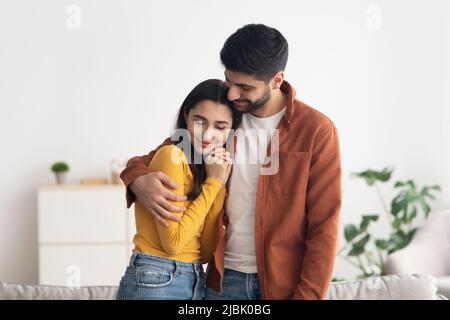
[235,85,271,114]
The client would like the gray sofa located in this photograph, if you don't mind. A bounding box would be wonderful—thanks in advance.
[0,274,447,300]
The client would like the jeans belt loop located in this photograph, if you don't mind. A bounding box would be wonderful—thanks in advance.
[173,260,179,275]
[130,252,138,268]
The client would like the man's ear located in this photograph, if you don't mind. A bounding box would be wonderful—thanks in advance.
[272,71,285,90]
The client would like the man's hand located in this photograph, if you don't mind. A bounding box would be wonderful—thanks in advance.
[130,172,187,227]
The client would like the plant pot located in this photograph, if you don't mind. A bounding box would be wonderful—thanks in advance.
[55,172,68,185]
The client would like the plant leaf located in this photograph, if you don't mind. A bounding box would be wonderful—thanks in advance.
[391,218,403,229]
[344,224,359,242]
[388,231,409,254]
[391,195,407,217]
[406,207,417,223]
[375,239,388,250]
[353,234,371,249]
[375,168,392,182]
[360,215,379,231]
[418,199,431,218]
[352,167,392,186]
[348,246,365,256]
[407,228,418,242]
[394,181,406,188]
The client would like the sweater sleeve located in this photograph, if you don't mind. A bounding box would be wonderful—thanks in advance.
[200,188,226,263]
[120,137,172,208]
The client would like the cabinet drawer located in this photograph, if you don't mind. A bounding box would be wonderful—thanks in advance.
[39,244,131,286]
[38,188,127,243]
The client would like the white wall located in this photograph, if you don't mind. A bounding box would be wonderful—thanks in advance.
[0,0,449,283]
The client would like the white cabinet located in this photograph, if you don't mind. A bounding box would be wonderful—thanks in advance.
[37,185,135,286]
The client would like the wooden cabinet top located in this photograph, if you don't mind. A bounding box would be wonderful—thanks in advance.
[38,184,125,192]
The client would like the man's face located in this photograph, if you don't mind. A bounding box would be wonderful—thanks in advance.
[224,70,271,114]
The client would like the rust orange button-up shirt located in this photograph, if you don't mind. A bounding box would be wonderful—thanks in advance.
[120,81,342,300]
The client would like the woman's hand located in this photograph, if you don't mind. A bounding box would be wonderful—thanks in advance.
[204,147,232,185]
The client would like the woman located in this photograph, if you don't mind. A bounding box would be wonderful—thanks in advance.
[116,79,242,300]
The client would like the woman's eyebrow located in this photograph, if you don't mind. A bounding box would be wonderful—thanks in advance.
[215,120,230,125]
[192,114,207,120]
[192,114,229,125]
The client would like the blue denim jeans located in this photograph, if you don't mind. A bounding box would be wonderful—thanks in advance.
[205,268,261,300]
[116,252,205,300]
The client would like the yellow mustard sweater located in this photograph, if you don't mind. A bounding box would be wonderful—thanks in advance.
[133,144,226,263]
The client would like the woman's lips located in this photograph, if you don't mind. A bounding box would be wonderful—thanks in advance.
[202,141,212,148]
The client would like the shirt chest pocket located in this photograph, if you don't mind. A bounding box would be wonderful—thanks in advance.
[271,151,310,195]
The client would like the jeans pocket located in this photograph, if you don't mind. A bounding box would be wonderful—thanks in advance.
[136,267,174,288]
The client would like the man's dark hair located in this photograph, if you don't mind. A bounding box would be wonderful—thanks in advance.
[220,24,289,81]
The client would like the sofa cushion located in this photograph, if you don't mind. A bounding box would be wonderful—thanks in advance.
[327,273,441,300]
[435,276,450,299]
[0,282,118,300]
[0,274,445,300]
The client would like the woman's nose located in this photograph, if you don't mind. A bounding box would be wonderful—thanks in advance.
[204,127,222,144]
[203,129,214,142]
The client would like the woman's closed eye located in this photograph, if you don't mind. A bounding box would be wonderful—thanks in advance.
[193,119,206,127]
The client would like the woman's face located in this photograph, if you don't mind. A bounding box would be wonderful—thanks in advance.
[185,100,234,155]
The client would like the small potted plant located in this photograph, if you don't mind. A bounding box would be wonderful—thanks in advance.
[51,162,70,185]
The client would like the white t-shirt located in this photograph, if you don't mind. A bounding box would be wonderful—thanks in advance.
[223,107,286,274]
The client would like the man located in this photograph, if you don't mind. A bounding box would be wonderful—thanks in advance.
[120,24,342,300]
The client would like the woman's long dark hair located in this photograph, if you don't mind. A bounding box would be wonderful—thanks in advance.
[172,79,242,200]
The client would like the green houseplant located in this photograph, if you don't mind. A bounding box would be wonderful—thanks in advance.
[338,167,440,279]
[51,162,70,185]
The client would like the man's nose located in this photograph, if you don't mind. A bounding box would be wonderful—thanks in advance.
[227,86,240,101]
